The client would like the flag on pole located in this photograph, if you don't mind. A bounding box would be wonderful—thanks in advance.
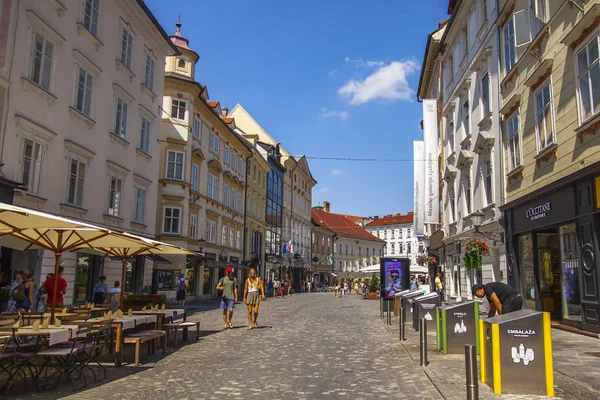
[327,254,334,265]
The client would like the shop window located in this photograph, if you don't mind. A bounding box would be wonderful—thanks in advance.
[519,234,535,310]
[203,266,213,295]
[559,224,581,322]
[74,253,93,304]
[154,270,175,290]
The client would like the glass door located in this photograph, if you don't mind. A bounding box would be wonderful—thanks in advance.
[519,234,536,310]
[536,230,561,319]
[559,224,581,322]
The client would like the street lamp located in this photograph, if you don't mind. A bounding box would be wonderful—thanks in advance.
[471,210,504,243]
[198,238,206,253]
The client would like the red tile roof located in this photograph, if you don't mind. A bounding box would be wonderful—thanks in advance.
[312,209,385,243]
[207,101,219,108]
[222,117,234,124]
[344,215,363,223]
[366,212,414,228]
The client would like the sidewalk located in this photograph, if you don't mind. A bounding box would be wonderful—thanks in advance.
[382,312,600,400]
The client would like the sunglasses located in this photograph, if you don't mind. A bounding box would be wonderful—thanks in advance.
[391,275,399,278]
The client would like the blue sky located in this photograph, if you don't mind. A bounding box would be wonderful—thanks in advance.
[146,0,449,217]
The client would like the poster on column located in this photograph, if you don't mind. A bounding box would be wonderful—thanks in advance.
[423,99,439,224]
[413,140,425,236]
[380,257,410,301]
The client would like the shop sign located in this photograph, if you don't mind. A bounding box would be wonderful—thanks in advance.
[230,256,240,263]
[525,202,551,221]
[205,252,217,260]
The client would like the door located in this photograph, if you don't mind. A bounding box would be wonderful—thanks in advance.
[536,230,561,319]
[559,224,581,325]
[580,217,600,332]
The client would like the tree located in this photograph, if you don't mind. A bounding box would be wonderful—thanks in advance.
[368,273,380,293]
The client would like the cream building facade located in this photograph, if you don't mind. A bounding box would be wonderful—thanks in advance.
[0,0,175,303]
[156,20,252,299]
[498,0,600,333]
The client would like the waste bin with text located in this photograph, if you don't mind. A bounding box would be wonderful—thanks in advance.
[401,291,425,327]
[394,290,411,316]
[413,292,440,331]
[480,309,554,396]
[435,300,479,354]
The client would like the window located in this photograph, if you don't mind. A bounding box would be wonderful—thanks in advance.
[464,169,471,213]
[143,53,155,91]
[238,192,242,213]
[236,230,241,250]
[345,245,348,255]
[208,174,218,200]
[229,228,234,248]
[82,0,100,36]
[209,132,220,154]
[231,188,236,210]
[231,152,237,172]
[407,243,411,254]
[163,207,180,234]
[448,119,455,149]
[253,165,257,181]
[221,225,227,246]
[391,243,395,254]
[529,0,547,39]
[193,117,201,139]
[191,164,199,191]
[238,156,243,175]
[119,26,133,69]
[481,72,490,117]
[67,159,85,206]
[223,183,229,207]
[366,248,370,257]
[21,139,43,194]
[339,244,342,254]
[30,31,54,90]
[224,145,230,164]
[484,157,493,205]
[449,184,456,222]
[535,81,555,151]
[480,0,487,26]
[507,113,521,170]
[139,117,150,153]
[576,35,600,122]
[206,220,216,243]
[171,99,186,120]
[189,214,197,239]
[503,19,516,74]
[75,67,93,116]
[134,187,146,223]
[166,151,184,180]
[107,175,122,216]
[177,58,186,69]
[114,97,128,138]
[463,101,470,136]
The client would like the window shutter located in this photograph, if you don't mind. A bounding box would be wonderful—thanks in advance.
[513,9,531,47]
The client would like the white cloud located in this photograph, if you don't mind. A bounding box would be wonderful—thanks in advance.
[338,59,420,105]
[328,69,337,76]
[320,107,349,120]
[344,56,385,68]
[331,169,343,176]
[320,187,332,193]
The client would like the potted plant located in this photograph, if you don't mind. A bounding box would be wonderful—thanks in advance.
[463,237,490,271]
[367,273,380,300]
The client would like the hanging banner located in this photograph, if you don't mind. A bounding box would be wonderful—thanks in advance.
[423,99,439,224]
[413,140,425,235]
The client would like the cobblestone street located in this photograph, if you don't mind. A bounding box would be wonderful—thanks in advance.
[19,293,600,399]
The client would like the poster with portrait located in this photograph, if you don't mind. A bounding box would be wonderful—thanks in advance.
[380,258,410,301]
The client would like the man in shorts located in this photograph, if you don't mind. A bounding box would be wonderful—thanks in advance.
[216,267,238,329]
[176,273,187,307]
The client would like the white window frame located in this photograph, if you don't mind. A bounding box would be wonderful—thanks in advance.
[503,18,516,75]
[463,100,470,137]
[209,132,220,154]
[75,66,93,117]
[29,30,55,91]
[191,163,199,192]
[208,173,218,200]
[229,228,234,249]
[189,214,197,239]
[143,51,155,91]
[447,118,455,150]
[193,116,202,139]
[529,0,547,39]
[231,188,236,210]
[575,32,600,124]
[482,153,493,206]
[224,144,230,164]
[20,137,44,195]
[221,225,228,246]
[237,192,242,213]
[238,156,243,175]
[480,72,490,118]
[114,96,129,139]
[507,112,521,170]
[162,206,181,235]
[223,183,229,207]
[206,220,217,243]
[231,151,237,172]
[119,24,134,70]
[464,168,471,214]
[107,174,123,217]
[139,117,150,154]
[166,150,184,181]
[133,186,146,224]
[534,80,555,152]
[66,158,86,207]
[171,99,186,121]
[82,0,100,37]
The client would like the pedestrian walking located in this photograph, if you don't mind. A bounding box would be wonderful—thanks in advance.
[434,272,444,302]
[471,282,523,317]
[36,273,53,312]
[92,276,109,304]
[109,280,121,311]
[243,268,266,330]
[354,281,359,296]
[45,266,67,311]
[176,273,188,307]
[286,279,291,296]
[216,266,238,329]
[334,282,339,298]
[267,278,273,298]
[280,280,286,298]
[273,278,280,298]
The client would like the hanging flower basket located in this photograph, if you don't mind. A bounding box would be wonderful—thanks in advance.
[417,255,436,266]
[463,237,490,271]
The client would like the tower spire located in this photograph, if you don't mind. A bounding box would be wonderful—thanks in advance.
[175,12,182,36]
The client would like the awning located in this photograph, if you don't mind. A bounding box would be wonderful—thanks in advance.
[146,254,171,264]
[205,260,220,269]
[230,263,249,271]
[429,228,445,250]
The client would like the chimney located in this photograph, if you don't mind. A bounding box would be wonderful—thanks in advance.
[323,201,330,213]
[374,216,379,220]
[222,107,229,117]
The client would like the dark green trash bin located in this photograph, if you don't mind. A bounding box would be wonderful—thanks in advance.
[435,300,479,354]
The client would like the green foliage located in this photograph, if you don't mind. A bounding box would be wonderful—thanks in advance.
[368,273,380,293]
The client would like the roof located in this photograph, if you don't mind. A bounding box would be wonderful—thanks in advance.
[366,213,414,227]
[344,215,363,223]
[136,1,179,55]
[312,209,385,244]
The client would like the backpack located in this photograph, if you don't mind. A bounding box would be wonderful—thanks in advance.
[178,278,187,290]
[11,283,25,302]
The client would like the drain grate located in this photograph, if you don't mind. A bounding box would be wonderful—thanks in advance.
[585,352,600,358]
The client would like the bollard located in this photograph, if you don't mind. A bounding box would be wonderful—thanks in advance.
[465,344,479,400]
[420,317,428,366]
[399,306,405,341]
[387,301,392,325]
[380,298,383,319]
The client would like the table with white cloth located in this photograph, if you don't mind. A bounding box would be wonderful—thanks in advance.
[132,309,186,330]
[14,326,70,346]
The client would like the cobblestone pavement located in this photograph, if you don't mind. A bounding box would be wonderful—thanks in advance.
[14,293,600,399]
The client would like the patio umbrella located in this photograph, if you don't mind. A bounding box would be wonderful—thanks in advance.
[89,233,197,309]
[0,203,156,322]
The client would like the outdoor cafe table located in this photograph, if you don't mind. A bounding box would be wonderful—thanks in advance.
[13,326,70,346]
[132,309,186,330]
[42,313,79,319]
[85,314,158,367]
